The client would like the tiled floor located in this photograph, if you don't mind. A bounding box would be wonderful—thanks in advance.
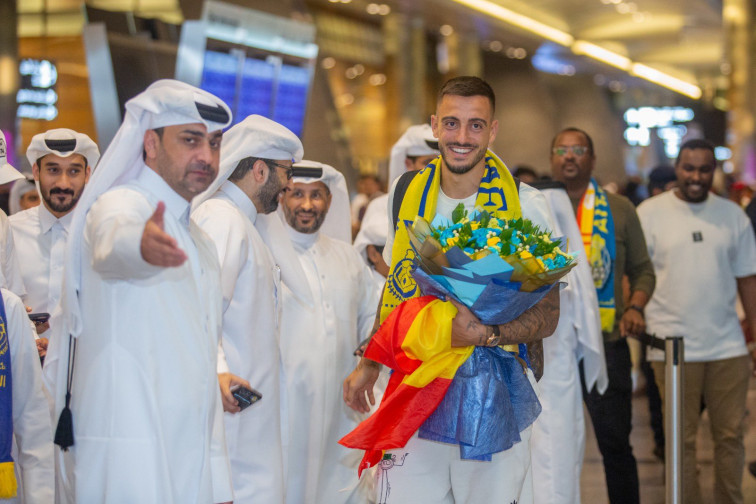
[581,377,756,503]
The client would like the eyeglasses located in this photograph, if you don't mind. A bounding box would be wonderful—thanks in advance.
[267,161,293,180]
[552,145,589,157]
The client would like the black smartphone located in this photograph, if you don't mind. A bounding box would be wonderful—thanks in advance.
[231,385,262,411]
[28,312,50,324]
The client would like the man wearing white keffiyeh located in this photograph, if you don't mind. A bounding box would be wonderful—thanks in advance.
[43,79,235,504]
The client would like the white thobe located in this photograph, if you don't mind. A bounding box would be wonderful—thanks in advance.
[530,186,605,504]
[5,287,54,504]
[9,206,70,316]
[68,166,232,503]
[192,181,285,504]
[280,227,378,504]
[0,212,25,299]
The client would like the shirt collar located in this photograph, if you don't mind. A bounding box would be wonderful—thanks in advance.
[286,222,319,249]
[136,163,191,226]
[219,180,258,224]
[38,202,74,234]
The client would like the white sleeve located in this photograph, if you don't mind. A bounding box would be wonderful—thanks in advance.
[192,202,248,314]
[85,191,163,280]
[382,178,400,266]
[0,211,26,299]
[518,183,556,231]
[636,201,655,258]
[733,209,756,278]
[7,288,54,503]
[209,371,233,503]
[355,252,380,343]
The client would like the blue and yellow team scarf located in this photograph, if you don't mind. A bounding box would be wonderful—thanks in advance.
[382,149,522,323]
[578,178,616,333]
[0,289,16,499]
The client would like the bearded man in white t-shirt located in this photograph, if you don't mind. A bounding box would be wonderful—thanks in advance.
[637,138,756,504]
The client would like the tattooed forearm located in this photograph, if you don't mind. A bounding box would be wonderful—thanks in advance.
[498,287,560,346]
[527,339,544,381]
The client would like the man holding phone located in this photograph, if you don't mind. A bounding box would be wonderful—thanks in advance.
[10,129,99,359]
[192,114,303,504]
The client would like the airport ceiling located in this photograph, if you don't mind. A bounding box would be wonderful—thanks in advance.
[19,0,728,98]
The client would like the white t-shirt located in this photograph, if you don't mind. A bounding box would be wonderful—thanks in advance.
[637,191,756,362]
[384,179,555,265]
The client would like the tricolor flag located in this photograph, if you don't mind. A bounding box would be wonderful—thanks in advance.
[339,296,473,475]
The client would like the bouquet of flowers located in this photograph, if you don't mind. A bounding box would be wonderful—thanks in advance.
[407,203,577,325]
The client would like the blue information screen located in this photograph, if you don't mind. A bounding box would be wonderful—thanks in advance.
[200,50,310,136]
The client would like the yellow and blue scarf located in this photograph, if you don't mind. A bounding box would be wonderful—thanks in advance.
[578,178,616,332]
[381,149,522,322]
[0,289,16,499]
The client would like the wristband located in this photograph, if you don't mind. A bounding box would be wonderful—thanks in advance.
[627,305,644,316]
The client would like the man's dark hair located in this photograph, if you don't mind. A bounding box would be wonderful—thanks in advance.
[675,138,715,167]
[437,76,496,112]
[512,165,538,179]
[647,165,676,194]
[230,157,270,181]
[551,127,595,157]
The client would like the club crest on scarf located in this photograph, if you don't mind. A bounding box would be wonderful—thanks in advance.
[387,249,418,300]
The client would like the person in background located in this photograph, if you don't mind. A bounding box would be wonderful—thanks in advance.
[10,130,99,359]
[350,174,384,237]
[0,286,54,504]
[278,161,378,504]
[638,139,756,504]
[8,176,39,216]
[550,127,655,504]
[0,133,27,299]
[192,114,302,504]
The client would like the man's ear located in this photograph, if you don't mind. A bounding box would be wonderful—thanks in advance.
[143,130,160,161]
[84,165,92,183]
[253,159,269,184]
[32,163,40,182]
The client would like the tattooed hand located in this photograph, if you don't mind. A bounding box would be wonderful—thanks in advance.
[449,298,492,347]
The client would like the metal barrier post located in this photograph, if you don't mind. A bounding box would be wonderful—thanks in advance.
[664,336,684,504]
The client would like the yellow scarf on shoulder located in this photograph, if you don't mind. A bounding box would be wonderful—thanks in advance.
[381,149,522,323]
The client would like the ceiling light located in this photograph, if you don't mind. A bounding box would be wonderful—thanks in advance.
[488,40,503,52]
[321,57,336,69]
[572,41,631,70]
[366,3,380,15]
[449,0,574,46]
[631,63,702,99]
[440,24,454,36]
[377,4,391,15]
[616,3,631,14]
[369,73,387,85]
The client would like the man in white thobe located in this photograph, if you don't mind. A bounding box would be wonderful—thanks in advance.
[528,181,607,504]
[0,132,28,299]
[353,124,439,311]
[43,79,235,504]
[10,130,99,357]
[192,114,303,504]
[3,286,55,504]
[278,161,378,504]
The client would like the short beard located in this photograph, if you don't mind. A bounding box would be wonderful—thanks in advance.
[285,208,326,234]
[43,190,79,214]
[256,172,283,214]
[439,143,487,175]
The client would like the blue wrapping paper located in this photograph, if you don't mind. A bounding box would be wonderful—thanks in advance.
[418,346,541,460]
[413,267,557,325]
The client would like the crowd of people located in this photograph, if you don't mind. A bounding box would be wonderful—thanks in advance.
[1,73,755,504]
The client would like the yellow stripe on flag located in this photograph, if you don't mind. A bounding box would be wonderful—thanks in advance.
[400,300,474,388]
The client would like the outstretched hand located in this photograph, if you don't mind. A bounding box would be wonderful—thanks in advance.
[140,202,187,267]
